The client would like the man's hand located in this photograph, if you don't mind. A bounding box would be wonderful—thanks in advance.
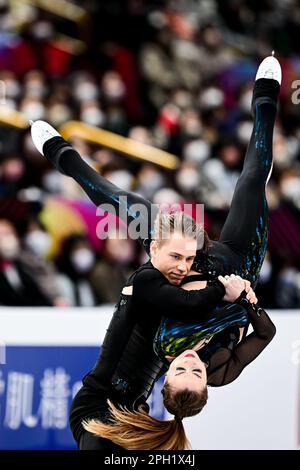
[240,277,257,303]
[218,274,246,302]
[218,274,257,303]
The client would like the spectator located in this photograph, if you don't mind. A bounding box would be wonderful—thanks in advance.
[276,263,300,308]
[21,217,69,307]
[90,229,138,304]
[0,219,53,306]
[55,234,98,307]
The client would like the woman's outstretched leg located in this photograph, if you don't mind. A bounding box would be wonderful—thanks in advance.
[217,55,281,284]
[31,123,158,254]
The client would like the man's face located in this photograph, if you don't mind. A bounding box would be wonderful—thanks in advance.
[150,233,197,285]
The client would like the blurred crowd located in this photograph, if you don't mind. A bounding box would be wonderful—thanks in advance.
[0,0,300,308]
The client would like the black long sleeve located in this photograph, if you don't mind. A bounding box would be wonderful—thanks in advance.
[132,266,226,323]
[207,301,276,386]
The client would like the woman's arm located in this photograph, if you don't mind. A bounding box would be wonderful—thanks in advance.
[207,296,276,386]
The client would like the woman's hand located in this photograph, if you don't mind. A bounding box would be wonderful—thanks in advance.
[235,276,257,303]
[242,278,257,303]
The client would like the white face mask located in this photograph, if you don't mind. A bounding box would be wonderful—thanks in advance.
[281,177,300,209]
[21,102,45,121]
[176,168,200,192]
[153,188,181,205]
[105,170,134,192]
[71,248,95,273]
[139,172,165,194]
[4,79,21,99]
[184,139,210,165]
[30,20,53,39]
[200,87,224,109]
[73,82,99,101]
[4,99,17,110]
[0,236,20,260]
[237,121,253,145]
[24,231,51,258]
[80,107,105,127]
[25,81,46,99]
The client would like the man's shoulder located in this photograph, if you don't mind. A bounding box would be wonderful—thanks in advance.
[132,261,162,284]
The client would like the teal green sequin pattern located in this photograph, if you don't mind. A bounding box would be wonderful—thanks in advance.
[243,103,270,283]
[154,303,248,358]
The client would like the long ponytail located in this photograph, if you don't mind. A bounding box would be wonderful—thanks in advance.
[82,399,190,450]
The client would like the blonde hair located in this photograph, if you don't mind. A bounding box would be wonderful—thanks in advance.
[152,211,209,251]
[82,385,208,450]
[82,399,190,450]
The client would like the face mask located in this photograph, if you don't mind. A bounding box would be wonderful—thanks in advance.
[153,188,181,205]
[105,170,133,192]
[176,168,200,192]
[139,172,165,193]
[24,231,51,258]
[102,77,125,101]
[4,79,21,99]
[4,99,17,110]
[21,102,45,121]
[0,236,20,260]
[200,87,224,109]
[42,170,63,193]
[80,108,105,127]
[184,139,210,165]
[25,81,46,99]
[73,82,99,101]
[30,21,53,40]
[281,177,300,209]
[237,121,253,145]
[71,248,95,273]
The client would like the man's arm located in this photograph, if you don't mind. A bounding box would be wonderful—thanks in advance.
[207,297,276,386]
[133,267,226,323]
